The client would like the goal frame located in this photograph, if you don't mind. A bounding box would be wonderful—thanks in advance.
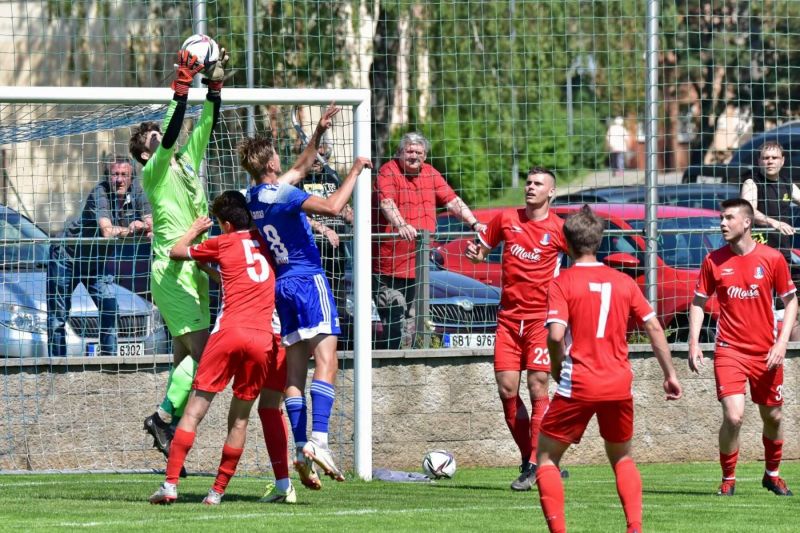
[0,86,374,480]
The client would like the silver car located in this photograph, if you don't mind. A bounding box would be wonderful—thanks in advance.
[0,204,168,357]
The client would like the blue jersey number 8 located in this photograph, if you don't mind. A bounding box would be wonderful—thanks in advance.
[262,224,289,264]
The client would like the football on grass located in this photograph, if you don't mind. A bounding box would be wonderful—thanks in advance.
[180,33,220,73]
[422,450,456,479]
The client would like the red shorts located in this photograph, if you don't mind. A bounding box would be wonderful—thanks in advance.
[263,333,287,393]
[540,394,634,444]
[714,347,784,406]
[193,327,272,401]
[494,315,550,372]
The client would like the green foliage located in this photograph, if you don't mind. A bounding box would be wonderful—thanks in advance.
[422,110,491,206]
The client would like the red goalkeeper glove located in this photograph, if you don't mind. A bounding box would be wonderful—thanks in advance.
[202,47,230,93]
[171,50,205,97]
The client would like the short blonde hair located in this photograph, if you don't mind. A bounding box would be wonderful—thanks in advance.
[237,136,276,178]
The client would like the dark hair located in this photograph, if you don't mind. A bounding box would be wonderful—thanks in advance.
[527,166,557,184]
[129,122,161,165]
[563,205,605,255]
[212,190,252,230]
[237,136,276,178]
[720,197,754,222]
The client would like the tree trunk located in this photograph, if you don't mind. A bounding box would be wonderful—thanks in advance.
[412,4,430,123]
[370,4,398,166]
[390,9,411,129]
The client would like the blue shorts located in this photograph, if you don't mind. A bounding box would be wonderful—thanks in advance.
[275,273,341,346]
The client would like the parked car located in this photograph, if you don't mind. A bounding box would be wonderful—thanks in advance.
[0,205,168,357]
[339,241,500,349]
[435,204,723,342]
[552,183,739,211]
[681,121,800,183]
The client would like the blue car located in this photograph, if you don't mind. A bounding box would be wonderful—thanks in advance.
[0,205,168,358]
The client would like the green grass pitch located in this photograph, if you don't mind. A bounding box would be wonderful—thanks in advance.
[0,461,797,532]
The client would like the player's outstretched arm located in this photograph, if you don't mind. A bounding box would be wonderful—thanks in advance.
[302,156,372,217]
[767,292,797,370]
[643,317,682,400]
[169,216,213,260]
[687,294,708,373]
[546,323,566,383]
[183,48,229,170]
[279,102,341,186]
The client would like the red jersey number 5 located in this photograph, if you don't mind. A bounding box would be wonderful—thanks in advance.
[243,239,270,283]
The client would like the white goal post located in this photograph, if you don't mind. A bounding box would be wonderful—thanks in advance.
[0,86,374,480]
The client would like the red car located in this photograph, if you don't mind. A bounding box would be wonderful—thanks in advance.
[434,204,724,342]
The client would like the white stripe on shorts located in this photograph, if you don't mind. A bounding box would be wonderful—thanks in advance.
[314,274,331,324]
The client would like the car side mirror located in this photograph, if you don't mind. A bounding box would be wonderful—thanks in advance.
[604,252,641,274]
[431,248,445,269]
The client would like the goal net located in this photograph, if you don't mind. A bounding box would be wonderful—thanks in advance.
[0,87,373,478]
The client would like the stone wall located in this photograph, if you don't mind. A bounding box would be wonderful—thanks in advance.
[0,347,797,475]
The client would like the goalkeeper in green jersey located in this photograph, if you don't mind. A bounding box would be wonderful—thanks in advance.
[129,46,229,458]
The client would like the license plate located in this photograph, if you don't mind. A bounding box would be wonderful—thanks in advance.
[86,343,144,357]
[443,333,495,348]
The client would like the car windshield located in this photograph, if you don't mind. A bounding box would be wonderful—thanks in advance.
[627,216,725,269]
[0,209,49,269]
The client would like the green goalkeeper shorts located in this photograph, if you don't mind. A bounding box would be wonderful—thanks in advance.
[150,258,210,336]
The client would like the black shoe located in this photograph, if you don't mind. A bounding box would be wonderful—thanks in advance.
[762,473,793,496]
[511,462,537,491]
[144,412,172,456]
[560,468,569,479]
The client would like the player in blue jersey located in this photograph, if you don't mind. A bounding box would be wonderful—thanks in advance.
[238,104,372,488]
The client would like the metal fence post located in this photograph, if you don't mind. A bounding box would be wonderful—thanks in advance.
[414,230,431,349]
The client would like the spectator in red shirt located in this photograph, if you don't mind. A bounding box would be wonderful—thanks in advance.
[373,132,485,348]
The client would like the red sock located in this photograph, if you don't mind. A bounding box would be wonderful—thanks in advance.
[763,435,783,474]
[530,396,550,463]
[501,396,532,463]
[719,449,739,480]
[166,429,195,485]
[212,444,244,494]
[536,464,566,533]
[613,457,642,532]
[259,408,290,480]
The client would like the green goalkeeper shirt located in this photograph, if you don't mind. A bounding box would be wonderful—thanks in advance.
[142,99,213,261]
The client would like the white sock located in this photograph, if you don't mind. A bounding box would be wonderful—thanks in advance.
[276,478,291,492]
[311,431,328,447]
[156,407,172,424]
